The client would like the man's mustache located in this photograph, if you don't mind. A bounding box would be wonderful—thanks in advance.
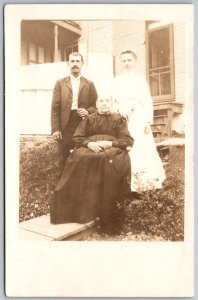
[72,66,79,69]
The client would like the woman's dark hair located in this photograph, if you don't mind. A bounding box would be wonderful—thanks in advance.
[119,49,137,60]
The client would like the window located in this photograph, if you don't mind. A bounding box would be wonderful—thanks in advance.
[26,42,52,65]
[54,43,78,62]
[146,22,175,101]
[21,20,82,65]
[29,43,37,64]
[38,46,45,64]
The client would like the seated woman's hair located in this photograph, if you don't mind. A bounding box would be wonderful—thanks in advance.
[97,92,112,101]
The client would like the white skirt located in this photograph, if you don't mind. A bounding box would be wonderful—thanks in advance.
[128,118,166,192]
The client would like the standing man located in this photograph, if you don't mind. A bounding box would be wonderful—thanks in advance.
[51,52,97,175]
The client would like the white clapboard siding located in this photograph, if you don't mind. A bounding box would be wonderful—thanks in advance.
[89,22,113,54]
[112,20,146,78]
[79,20,146,78]
[79,21,113,54]
[20,63,68,134]
[78,22,90,45]
[86,52,114,93]
[20,62,70,90]
[20,89,52,134]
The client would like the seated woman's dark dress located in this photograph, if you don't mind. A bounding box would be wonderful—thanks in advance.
[50,112,134,226]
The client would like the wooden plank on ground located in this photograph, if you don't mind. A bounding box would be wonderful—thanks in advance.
[20,228,53,241]
[20,214,96,241]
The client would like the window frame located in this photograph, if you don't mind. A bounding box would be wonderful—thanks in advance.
[27,42,47,65]
[146,22,175,102]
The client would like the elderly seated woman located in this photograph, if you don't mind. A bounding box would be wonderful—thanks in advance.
[50,93,134,234]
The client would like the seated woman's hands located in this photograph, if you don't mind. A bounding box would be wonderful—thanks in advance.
[88,142,103,153]
[97,140,113,149]
[87,141,113,153]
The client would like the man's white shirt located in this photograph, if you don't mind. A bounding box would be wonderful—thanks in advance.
[70,74,81,110]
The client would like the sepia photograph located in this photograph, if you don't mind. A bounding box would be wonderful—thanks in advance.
[5,4,194,297]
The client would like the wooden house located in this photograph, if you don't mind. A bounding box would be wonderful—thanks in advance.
[20,20,185,138]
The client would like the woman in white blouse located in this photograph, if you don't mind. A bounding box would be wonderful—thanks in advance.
[112,49,166,197]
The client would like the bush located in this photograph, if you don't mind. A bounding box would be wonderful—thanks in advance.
[19,141,59,222]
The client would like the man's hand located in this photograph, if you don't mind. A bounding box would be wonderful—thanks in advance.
[88,142,103,153]
[52,131,62,141]
[77,108,89,118]
[120,113,129,121]
[120,109,132,121]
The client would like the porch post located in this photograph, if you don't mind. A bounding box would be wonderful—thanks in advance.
[53,24,59,62]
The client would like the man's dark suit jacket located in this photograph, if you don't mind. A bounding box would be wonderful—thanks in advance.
[51,76,97,134]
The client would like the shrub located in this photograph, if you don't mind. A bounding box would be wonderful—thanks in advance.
[19,140,59,222]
